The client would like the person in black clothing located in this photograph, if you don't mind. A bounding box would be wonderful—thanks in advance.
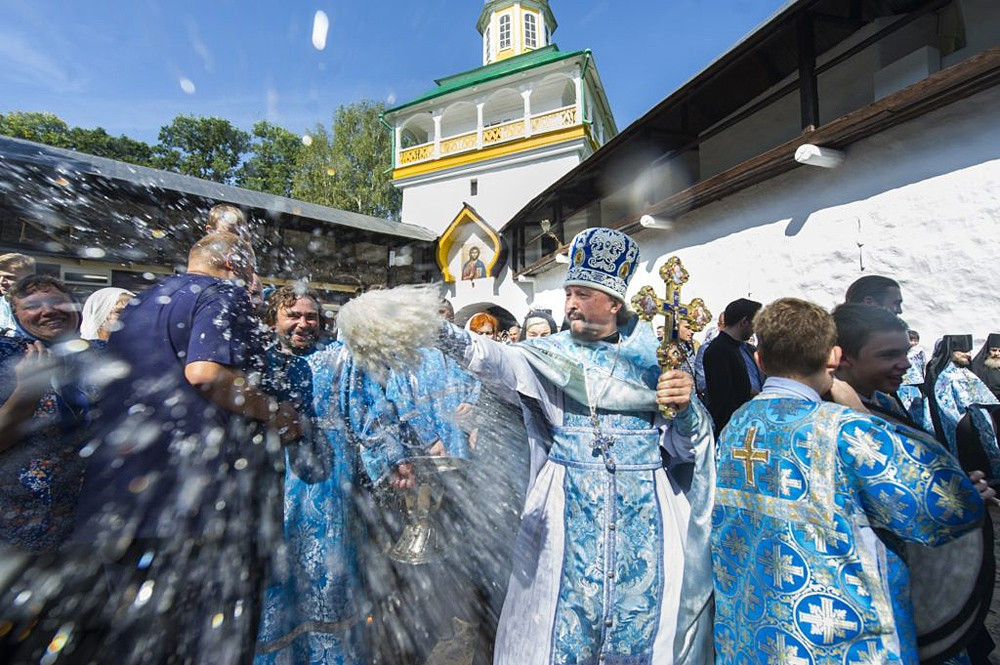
[972,333,1000,400]
[702,298,762,433]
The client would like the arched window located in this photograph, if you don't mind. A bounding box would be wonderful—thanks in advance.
[524,14,537,49]
[499,14,511,50]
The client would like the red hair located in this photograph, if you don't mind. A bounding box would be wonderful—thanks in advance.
[468,312,499,337]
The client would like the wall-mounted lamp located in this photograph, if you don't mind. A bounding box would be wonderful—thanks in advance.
[794,144,845,168]
[517,274,535,284]
[555,251,570,264]
[389,248,414,266]
[639,215,674,231]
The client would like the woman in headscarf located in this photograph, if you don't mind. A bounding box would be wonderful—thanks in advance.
[971,333,1000,400]
[79,287,134,341]
[518,310,557,341]
[467,312,500,340]
[0,276,94,553]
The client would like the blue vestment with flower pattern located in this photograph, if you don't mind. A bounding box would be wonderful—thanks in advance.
[256,342,405,664]
[897,346,926,412]
[439,319,716,665]
[712,378,984,665]
[927,363,1000,478]
[385,347,479,457]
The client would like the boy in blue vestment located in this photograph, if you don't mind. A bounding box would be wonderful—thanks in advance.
[832,303,997,664]
[712,298,984,665]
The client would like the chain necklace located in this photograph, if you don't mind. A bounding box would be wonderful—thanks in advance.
[583,338,622,472]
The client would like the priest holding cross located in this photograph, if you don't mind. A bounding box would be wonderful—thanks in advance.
[337,227,718,664]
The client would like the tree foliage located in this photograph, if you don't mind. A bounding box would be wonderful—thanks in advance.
[292,100,401,219]
[67,127,155,165]
[291,124,337,205]
[154,115,251,184]
[0,111,71,146]
[237,121,302,197]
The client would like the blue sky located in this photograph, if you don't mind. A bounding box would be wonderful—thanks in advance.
[0,0,782,144]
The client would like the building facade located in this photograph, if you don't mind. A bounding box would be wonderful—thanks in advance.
[503,0,1000,347]
[383,0,615,323]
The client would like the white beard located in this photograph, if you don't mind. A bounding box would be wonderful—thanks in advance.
[984,357,1000,370]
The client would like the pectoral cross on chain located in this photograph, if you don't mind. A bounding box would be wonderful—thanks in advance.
[631,256,712,418]
[733,426,770,487]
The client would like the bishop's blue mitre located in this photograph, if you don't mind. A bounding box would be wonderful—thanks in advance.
[563,227,640,301]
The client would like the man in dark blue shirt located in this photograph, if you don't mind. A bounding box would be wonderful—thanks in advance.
[68,232,302,665]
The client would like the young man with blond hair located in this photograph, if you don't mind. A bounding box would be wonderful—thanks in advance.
[712,297,984,664]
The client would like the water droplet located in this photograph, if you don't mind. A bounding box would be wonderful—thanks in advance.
[81,247,106,259]
[179,77,196,94]
[302,134,313,146]
[63,338,90,353]
[311,11,330,50]
[14,591,31,605]
[211,613,224,629]
[234,458,248,471]
[142,272,155,281]
[137,551,155,569]
[134,581,155,607]
[156,295,172,305]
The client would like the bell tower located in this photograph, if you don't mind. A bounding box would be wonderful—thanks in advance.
[478,0,557,65]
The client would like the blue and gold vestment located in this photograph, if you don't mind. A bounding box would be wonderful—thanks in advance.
[712,378,984,665]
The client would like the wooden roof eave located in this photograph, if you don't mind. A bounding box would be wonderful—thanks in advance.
[515,46,1000,278]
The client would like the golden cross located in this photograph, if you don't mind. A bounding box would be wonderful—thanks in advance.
[732,426,769,487]
[631,256,712,417]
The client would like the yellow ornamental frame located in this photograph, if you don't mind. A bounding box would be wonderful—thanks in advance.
[437,204,503,283]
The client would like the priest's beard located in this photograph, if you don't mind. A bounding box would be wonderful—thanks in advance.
[985,357,1000,370]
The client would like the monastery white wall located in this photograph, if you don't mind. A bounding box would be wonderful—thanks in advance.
[398,145,586,236]
[523,86,1000,349]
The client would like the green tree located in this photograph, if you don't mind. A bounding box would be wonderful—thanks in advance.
[0,111,71,146]
[154,114,251,184]
[237,121,302,197]
[67,127,155,165]
[291,124,337,205]
[292,101,400,219]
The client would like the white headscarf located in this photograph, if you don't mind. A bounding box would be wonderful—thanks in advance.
[80,287,134,340]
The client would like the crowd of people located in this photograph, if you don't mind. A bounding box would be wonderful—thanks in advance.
[0,215,997,665]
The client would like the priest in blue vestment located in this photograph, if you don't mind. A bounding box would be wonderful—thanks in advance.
[713,298,984,665]
[338,228,717,665]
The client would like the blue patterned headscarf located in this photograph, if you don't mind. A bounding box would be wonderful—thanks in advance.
[563,227,640,301]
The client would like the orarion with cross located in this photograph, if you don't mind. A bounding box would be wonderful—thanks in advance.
[632,256,712,418]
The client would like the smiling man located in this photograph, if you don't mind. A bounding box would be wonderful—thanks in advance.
[833,303,912,401]
[264,286,322,356]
